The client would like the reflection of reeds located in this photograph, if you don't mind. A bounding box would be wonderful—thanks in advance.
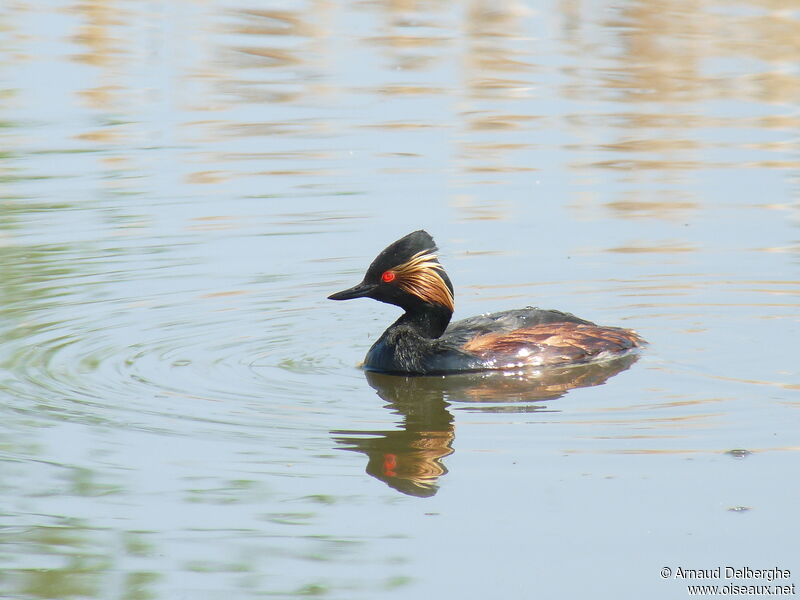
[230,47,302,68]
[231,10,316,38]
[28,0,797,209]
[558,1,800,221]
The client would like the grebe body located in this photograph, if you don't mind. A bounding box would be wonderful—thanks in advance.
[329,231,643,375]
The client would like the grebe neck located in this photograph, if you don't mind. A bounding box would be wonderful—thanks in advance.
[393,305,452,339]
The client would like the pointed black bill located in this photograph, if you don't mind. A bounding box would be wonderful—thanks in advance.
[328,281,377,301]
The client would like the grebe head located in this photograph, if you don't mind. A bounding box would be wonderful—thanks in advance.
[328,230,455,313]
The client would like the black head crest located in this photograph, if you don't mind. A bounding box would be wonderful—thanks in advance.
[365,230,437,280]
[328,230,455,312]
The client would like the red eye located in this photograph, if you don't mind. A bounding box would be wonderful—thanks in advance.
[381,270,396,283]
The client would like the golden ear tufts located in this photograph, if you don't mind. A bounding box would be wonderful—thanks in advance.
[392,250,455,312]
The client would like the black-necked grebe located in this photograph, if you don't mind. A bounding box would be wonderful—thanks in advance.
[328,230,644,375]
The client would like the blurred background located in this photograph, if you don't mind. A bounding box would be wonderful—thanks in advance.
[0,1,798,599]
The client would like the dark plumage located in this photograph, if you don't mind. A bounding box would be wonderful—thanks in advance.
[329,230,645,375]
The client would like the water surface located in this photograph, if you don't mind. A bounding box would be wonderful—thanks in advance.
[0,1,798,598]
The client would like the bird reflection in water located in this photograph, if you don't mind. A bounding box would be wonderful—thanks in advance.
[332,354,639,497]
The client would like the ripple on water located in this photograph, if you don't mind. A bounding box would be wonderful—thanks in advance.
[0,289,336,443]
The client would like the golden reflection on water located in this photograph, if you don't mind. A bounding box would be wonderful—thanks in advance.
[565,1,800,175]
[8,0,790,203]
